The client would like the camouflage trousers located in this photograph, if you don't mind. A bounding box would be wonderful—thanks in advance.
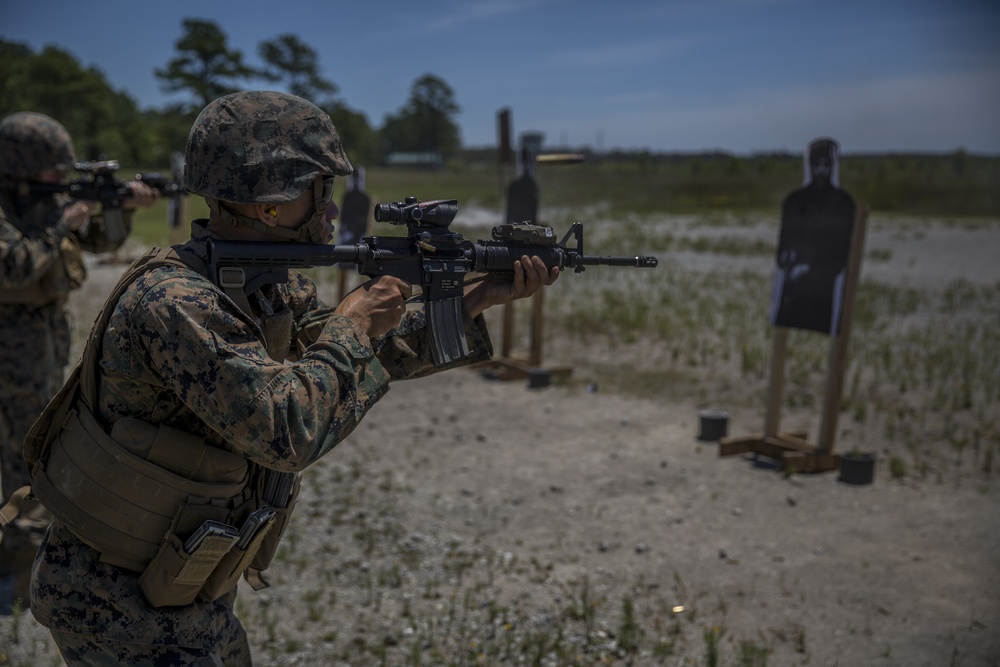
[0,363,62,501]
[0,302,69,512]
[50,628,253,666]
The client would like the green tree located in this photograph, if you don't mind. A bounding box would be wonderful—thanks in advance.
[142,103,198,166]
[328,102,379,170]
[379,74,461,158]
[257,34,337,105]
[154,18,259,110]
[0,40,154,165]
[0,40,35,115]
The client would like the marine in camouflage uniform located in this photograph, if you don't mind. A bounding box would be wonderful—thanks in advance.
[0,112,154,539]
[26,91,557,665]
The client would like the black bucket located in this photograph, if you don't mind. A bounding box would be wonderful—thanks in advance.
[527,368,551,389]
[697,410,729,441]
[839,452,876,485]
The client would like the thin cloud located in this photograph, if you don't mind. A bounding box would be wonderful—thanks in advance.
[548,36,699,69]
[604,90,668,106]
[718,0,800,7]
[406,0,561,31]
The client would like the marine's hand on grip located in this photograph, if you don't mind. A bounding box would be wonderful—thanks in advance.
[335,275,412,338]
[62,200,94,232]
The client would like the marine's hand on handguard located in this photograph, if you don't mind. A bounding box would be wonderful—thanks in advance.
[122,180,160,210]
[463,254,560,319]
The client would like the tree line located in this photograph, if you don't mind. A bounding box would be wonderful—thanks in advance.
[0,18,461,169]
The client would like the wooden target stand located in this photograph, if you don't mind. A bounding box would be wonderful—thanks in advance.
[479,287,574,383]
[719,204,868,472]
[166,194,190,247]
[167,152,191,247]
[476,149,583,384]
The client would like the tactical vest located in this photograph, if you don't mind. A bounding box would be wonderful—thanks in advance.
[12,242,301,607]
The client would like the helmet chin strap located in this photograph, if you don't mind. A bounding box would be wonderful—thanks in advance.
[287,208,328,244]
[206,176,333,244]
[206,198,325,242]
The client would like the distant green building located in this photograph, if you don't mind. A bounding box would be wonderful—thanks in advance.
[384,152,444,169]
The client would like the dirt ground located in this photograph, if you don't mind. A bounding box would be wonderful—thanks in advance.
[1,214,998,666]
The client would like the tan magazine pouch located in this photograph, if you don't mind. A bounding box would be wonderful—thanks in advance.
[250,471,300,573]
[57,234,87,290]
[200,515,275,602]
[139,532,238,608]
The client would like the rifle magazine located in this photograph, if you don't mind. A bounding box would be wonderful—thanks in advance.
[428,296,470,366]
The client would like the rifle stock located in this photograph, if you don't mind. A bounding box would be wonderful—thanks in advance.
[207,197,658,366]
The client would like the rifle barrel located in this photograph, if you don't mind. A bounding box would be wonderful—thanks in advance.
[574,254,659,268]
[470,243,658,273]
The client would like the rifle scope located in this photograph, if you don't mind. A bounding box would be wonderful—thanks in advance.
[374,196,458,227]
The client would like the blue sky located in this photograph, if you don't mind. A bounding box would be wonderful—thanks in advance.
[2,0,998,154]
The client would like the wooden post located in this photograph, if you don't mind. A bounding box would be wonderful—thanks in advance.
[764,327,789,438]
[497,108,512,205]
[476,119,577,382]
[818,205,868,453]
[501,302,515,359]
[168,151,189,246]
[529,289,545,367]
[168,194,189,246]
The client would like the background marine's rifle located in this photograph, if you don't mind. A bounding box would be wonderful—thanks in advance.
[207,196,658,366]
[21,159,185,245]
[22,159,185,203]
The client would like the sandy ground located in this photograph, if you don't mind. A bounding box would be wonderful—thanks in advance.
[1,213,998,666]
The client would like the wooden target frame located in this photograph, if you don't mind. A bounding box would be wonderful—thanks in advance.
[719,204,868,472]
[477,112,580,382]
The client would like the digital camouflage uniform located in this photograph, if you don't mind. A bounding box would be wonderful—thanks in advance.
[27,92,495,665]
[0,112,129,524]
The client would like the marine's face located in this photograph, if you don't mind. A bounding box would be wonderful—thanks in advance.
[277,176,339,244]
[36,168,68,184]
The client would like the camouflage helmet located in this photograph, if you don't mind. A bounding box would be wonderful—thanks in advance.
[0,112,76,178]
[184,90,352,204]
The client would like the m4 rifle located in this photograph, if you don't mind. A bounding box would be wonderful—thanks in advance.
[207,196,658,366]
[21,160,185,245]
